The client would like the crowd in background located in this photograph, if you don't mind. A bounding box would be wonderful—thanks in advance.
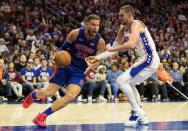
[0,0,187,103]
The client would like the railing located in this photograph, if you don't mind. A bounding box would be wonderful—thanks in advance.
[44,1,81,28]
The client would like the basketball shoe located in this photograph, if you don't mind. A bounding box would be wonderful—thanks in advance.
[33,113,47,127]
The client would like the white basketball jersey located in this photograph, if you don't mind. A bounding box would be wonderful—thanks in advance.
[124,23,160,69]
[136,27,160,68]
[135,27,157,58]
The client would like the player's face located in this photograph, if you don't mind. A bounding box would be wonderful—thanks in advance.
[86,19,100,37]
[119,10,130,25]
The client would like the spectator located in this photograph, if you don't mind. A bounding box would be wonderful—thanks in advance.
[20,59,36,95]
[33,57,41,71]
[162,59,171,72]
[0,59,11,101]
[157,63,172,101]
[183,68,188,97]
[0,38,9,54]
[136,82,147,101]
[146,74,160,102]
[83,70,96,102]
[36,59,61,101]
[26,30,36,42]
[107,62,123,101]
[7,62,23,100]
[15,54,27,72]
[93,65,108,102]
[84,65,107,103]
[169,62,184,100]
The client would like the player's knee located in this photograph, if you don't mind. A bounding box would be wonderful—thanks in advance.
[66,92,77,101]
[116,76,124,84]
[45,90,55,97]
[116,73,131,85]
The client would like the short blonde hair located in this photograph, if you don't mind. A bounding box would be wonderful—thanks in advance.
[120,5,135,17]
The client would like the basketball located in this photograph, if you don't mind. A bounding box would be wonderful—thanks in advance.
[54,51,71,68]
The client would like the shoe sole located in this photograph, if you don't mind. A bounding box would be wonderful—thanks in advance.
[23,93,34,109]
[33,119,46,128]
[125,115,149,127]
[138,122,149,125]
[23,99,33,108]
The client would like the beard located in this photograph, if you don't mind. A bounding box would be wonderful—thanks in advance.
[88,29,97,37]
[121,20,128,26]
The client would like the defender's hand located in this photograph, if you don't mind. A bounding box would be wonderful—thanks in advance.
[84,58,94,75]
[87,56,97,63]
[106,44,114,52]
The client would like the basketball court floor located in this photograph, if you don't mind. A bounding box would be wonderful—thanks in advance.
[0,101,188,130]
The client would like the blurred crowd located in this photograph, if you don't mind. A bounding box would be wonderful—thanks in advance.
[0,0,187,103]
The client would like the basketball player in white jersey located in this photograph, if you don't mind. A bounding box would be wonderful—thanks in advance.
[86,5,160,126]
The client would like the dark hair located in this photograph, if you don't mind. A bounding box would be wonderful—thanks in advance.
[41,59,47,62]
[86,14,101,22]
[120,5,135,17]
[112,62,119,69]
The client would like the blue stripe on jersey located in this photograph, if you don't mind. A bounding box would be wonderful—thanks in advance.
[130,32,153,77]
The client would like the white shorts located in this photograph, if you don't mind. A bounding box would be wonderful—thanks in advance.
[118,56,160,86]
[120,67,157,86]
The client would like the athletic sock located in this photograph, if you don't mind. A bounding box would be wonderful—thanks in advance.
[42,107,54,116]
[31,91,37,99]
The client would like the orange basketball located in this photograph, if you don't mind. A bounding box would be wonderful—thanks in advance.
[54,51,71,68]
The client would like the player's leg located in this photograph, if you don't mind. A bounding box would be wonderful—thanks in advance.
[116,70,141,112]
[131,83,142,107]
[130,82,149,125]
[23,83,60,108]
[116,69,147,126]
[127,69,158,125]
[23,68,68,108]
[33,84,81,127]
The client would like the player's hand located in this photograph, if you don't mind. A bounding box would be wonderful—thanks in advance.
[84,58,94,75]
[87,56,97,63]
[106,44,114,52]
[52,53,61,67]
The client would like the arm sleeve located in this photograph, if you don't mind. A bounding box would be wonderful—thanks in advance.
[95,41,120,60]
[58,40,71,51]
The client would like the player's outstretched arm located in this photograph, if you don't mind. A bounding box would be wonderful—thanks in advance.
[106,22,141,52]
